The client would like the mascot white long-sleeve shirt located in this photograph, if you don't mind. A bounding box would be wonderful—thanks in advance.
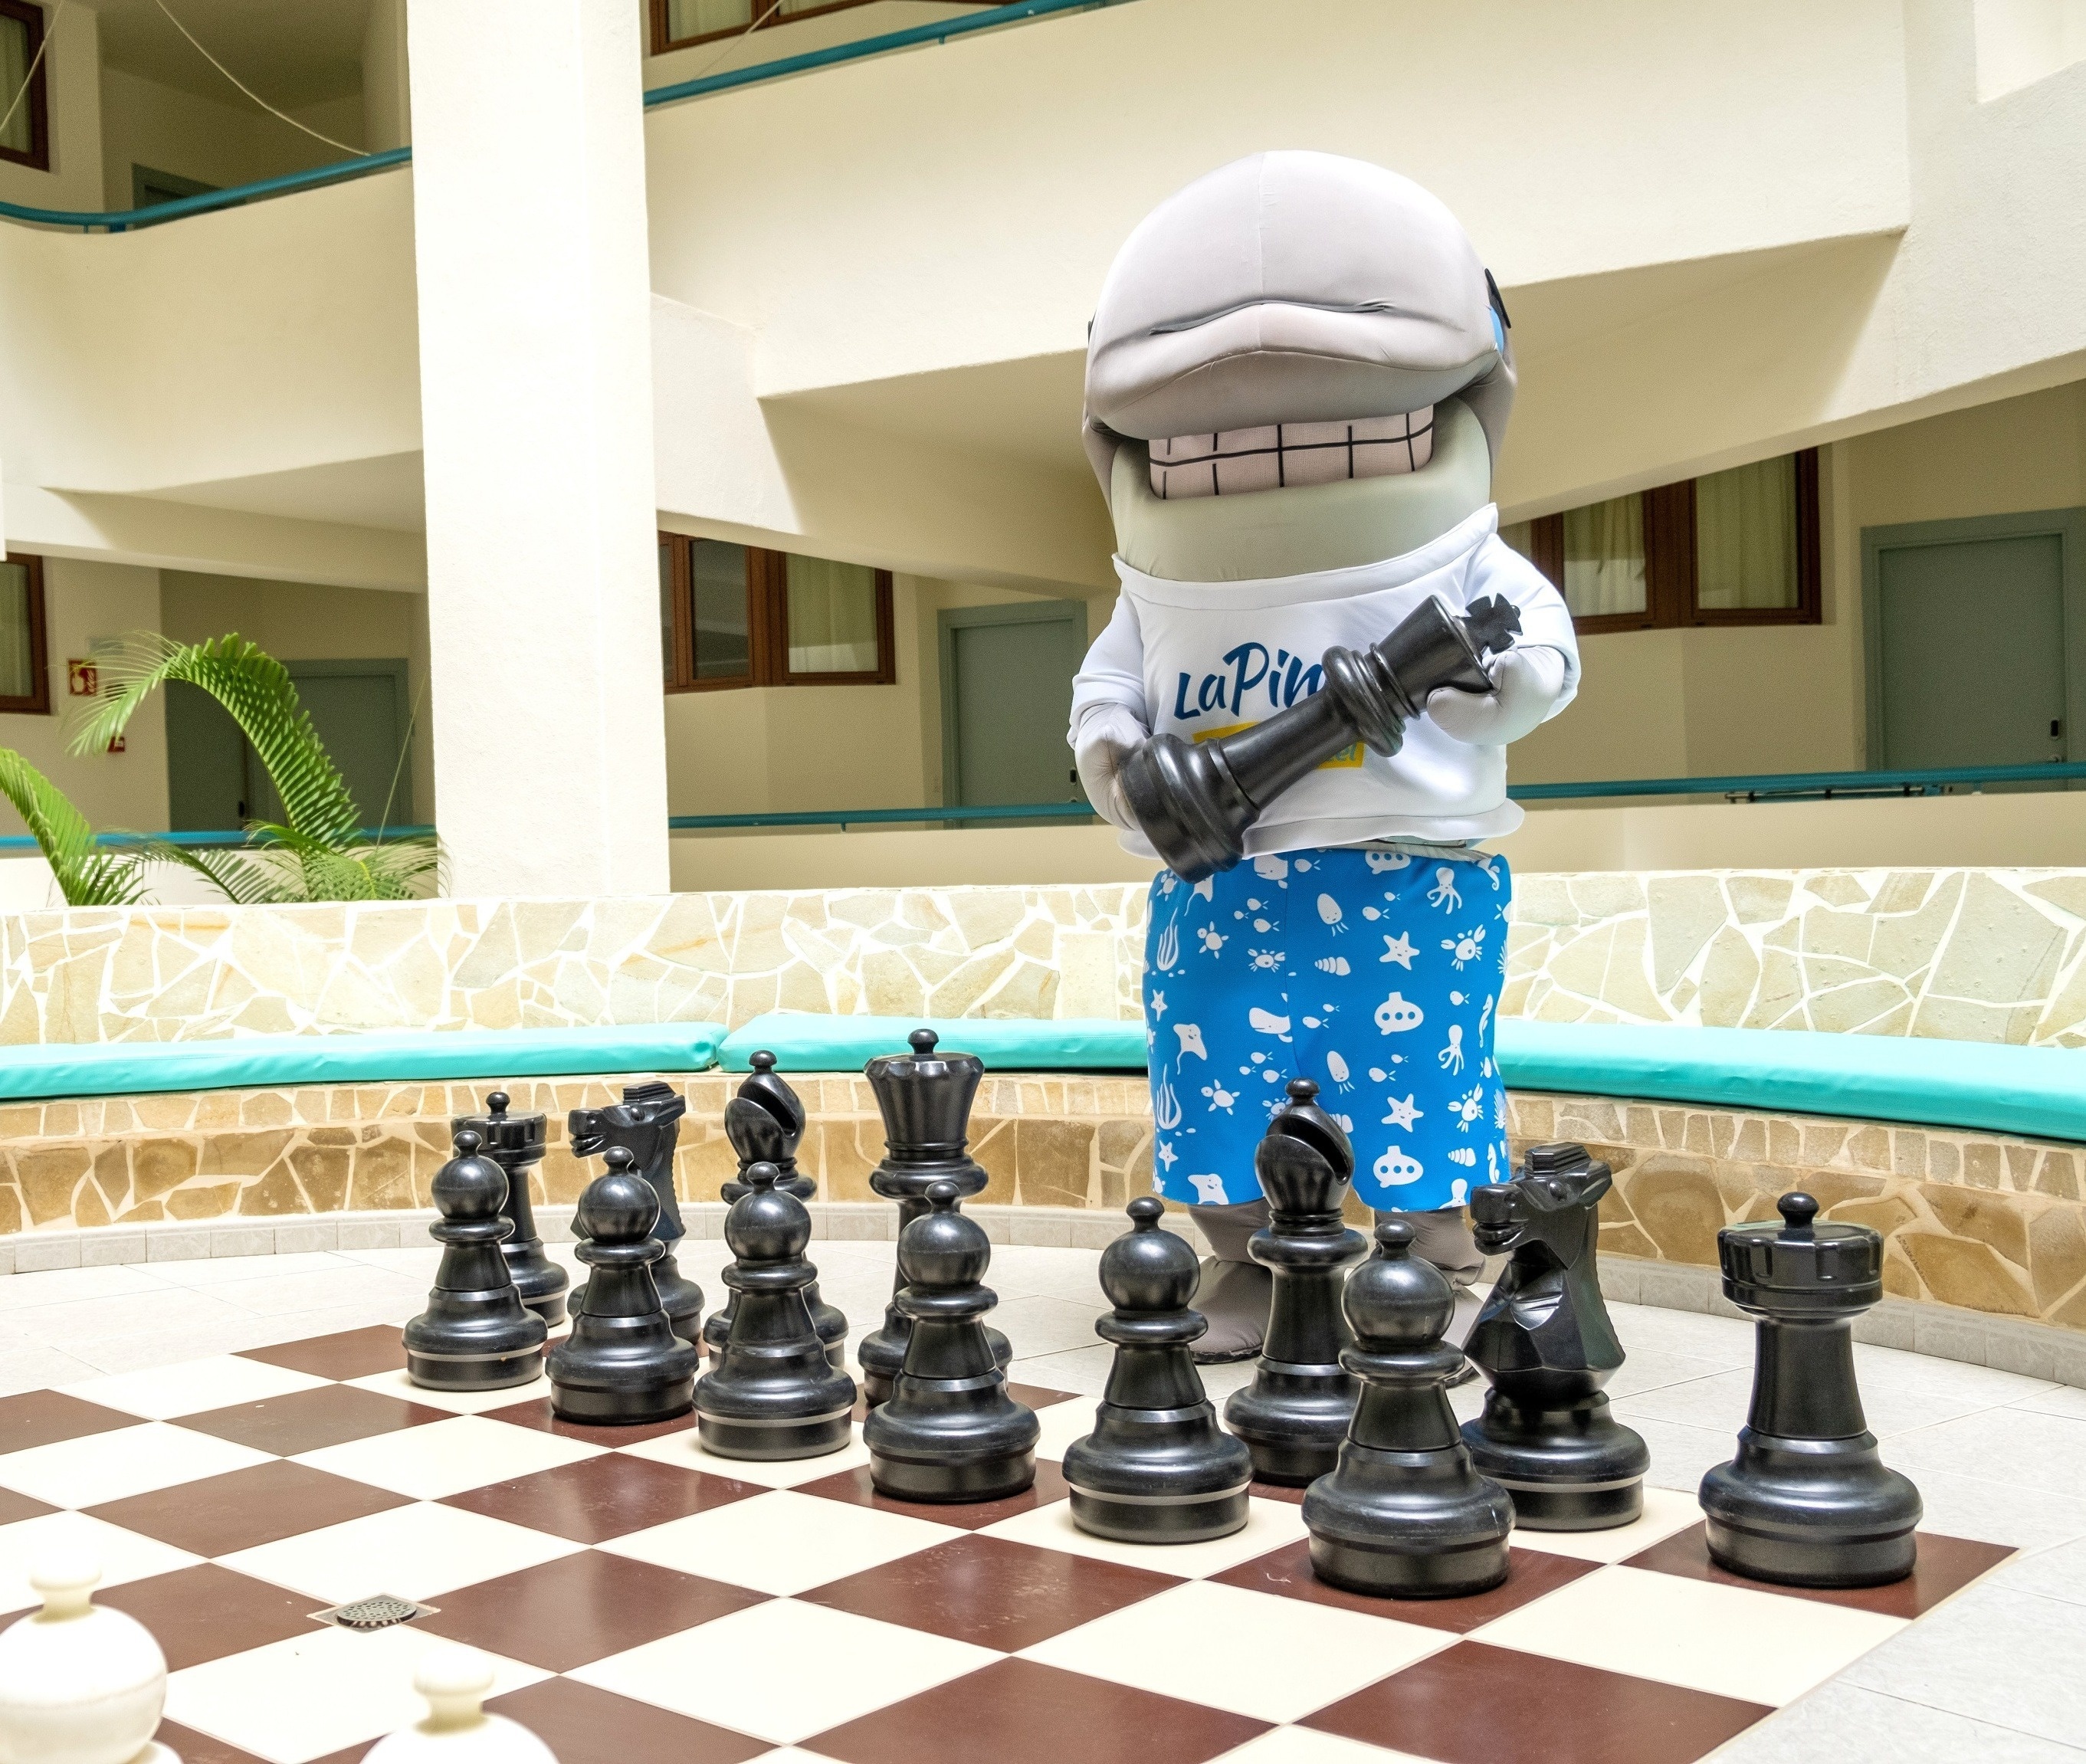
[1069,506,1581,858]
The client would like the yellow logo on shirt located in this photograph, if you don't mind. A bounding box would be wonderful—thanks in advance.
[1194,721,1364,769]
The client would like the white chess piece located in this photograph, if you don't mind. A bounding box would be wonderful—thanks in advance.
[363,1649,554,1764]
[0,1557,178,1764]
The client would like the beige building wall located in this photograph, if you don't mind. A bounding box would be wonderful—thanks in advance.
[99,70,363,212]
[0,2,103,215]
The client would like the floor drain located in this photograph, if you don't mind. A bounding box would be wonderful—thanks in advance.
[316,1594,433,1630]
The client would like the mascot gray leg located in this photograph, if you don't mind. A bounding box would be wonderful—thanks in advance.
[1187,1197,1272,1364]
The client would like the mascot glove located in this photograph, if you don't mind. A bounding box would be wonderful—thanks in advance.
[1074,701,1150,834]
[1425,644,1569,749]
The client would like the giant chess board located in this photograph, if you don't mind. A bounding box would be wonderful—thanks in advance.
[0,1324,2014,1764]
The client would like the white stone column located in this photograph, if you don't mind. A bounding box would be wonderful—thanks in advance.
[407,0,670,897]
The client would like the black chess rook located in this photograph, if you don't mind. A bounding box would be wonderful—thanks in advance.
[403,1127,547,1391]
[1222,1078,1366,1484]
[549,1146,700,1425]
[694,1161,858,1459]
[708,1051,848,1370]
[864,1180,1038,1501]
[1700,1192,1922,1587]
[1461,1142,1649,1529]
[451,1089,569,1327]
[1304,1221,1514,1597]
[856,1028,1009,1405]
[1062,1196,1252,1543]
[567,1081,704,1343]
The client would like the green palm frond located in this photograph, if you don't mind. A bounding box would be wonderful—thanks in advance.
[0,749,149,907]
[64,632,444,906]
[67,634,359,843]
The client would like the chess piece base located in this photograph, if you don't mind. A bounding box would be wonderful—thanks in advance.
[1307,1532,1510,1599]
[1061,1402,1253,1543]
[864,1372,1040,1502]
[551,1379,694,1425]
[1224,1362,1356,1486]
[1461,1387,1649,1531]
[402,1343,543,1391]
[1700,1432,1920,1587]
[697,1408,853,1461]
[868,1444,1037,1503]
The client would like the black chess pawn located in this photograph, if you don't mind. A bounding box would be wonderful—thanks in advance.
[549,1146,701,1424]
[1062,1197,1252,1543]
[707,1061,847,1370]
[452,1090,569,1327]
[404,1128,548,1391]
[856,1029,1009,1405]
[1700,1192,1922,1587]
[694,1162,858,1458]
[1461,1143,1649,1529]
[1303,1222,1514,1598]
[567,1082,703,1343]
[1223,1079,1366,1485]
[864,1180,1038,1502]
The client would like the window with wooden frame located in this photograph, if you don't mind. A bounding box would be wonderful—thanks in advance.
[650,0,971,54]
[0,0,50,173]
[0,552,51,714]
[659,533,894,692]
[1502,449,1821,634]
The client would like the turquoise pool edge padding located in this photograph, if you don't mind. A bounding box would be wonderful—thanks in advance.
[721,1014,1149,1073]
[1494,1020,2086,1143]
[0,1023,730,1102]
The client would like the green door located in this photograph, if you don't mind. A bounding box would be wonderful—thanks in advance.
[940,602,1088,807]
[1873,533,2067,771]
[165,661,415,832]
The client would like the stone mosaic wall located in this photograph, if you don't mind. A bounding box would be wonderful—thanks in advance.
[0,1067,2078,1339]
[1507,868,2086,1044]
[7,868,2086,1048]
[0,1073,1153,1238]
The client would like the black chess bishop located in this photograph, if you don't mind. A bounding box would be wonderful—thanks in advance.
[1461,1142,1649,1529]
[864,1181,1038,1501]
[694,1162,858,1458]
[706,1053,847,1370]
[1061,1197,1252,1542]
[1303,1221,1514,1597]
[1222,1078,1366,1484]
[568,1081,704,1343]
[404,1128,547,1391]
[1701,1192,1922,1587]
[549,1146,700,1424]
[451,1090,569,1327]
[856,1029,1009,1405]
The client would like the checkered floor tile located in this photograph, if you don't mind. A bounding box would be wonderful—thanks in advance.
[0,1323,2015,1764]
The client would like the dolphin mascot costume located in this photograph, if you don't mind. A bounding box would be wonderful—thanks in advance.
[1070,152,1579,1360]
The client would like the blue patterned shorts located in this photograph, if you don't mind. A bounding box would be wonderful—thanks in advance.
[1143,846,1512,1213]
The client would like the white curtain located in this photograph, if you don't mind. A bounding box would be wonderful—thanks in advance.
[0,15,29,157]
[0,566,34,700]
[1696,457,1798,610]
[786,556,878,674]
[690,539,750,679]
[1563,495,1647,618]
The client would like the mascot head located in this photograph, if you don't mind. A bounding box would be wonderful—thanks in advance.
[1084,152,1513,575]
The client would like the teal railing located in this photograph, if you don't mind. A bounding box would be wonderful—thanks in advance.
[0,0,1125,234]
[0,825,435,855]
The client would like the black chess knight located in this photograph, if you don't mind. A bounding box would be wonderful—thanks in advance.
[451,1090,569,1326]
[1222,1079,1366,1484]
[568,1082,703,1343]
[1701,1192,1921,1587]
[856,1029,1009,1404]
[549,1146,700,1424]
[404,1128,547,1391]
[1304,1221,1514,1597]
[1461,1142,1648,1529]
[1062,1197,1253,1542]
[707,1054,848,1370]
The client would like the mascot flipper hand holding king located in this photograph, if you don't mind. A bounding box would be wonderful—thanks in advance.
[1071,153,1580,1362]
